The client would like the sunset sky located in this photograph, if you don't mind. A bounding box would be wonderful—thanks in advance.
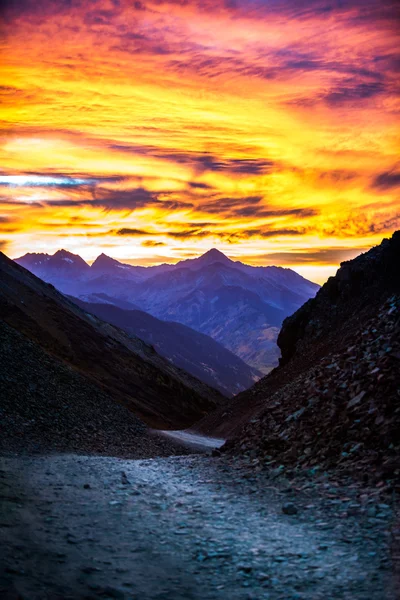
[1,0,399,283]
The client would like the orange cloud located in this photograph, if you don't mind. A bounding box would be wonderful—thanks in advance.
[0,0,399,280]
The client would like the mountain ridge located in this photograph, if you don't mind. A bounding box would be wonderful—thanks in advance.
[15,248,319,373]
[68,296,261,397]
[16,247,318,285]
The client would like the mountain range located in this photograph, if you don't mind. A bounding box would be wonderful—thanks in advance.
[16,248,319,374]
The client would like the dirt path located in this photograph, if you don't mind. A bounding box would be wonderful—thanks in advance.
[0,454,396,600]
[156,430,225,450]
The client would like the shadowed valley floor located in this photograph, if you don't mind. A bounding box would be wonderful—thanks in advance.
[0,454,396,600]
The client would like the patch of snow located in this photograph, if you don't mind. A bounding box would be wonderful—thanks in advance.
[62,258,74,264]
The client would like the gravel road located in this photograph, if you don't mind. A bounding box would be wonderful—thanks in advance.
[0,453,396,600]
[157,430,225,450]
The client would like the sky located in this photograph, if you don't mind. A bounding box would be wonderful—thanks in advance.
[0,0,399,283]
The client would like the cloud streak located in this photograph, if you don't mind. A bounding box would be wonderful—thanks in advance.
[256,247,368,265]
[371,168,400,190]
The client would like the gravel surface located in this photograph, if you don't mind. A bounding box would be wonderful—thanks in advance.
[0,454,396,600]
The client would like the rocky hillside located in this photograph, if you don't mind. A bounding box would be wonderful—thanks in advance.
[217,232,400,480]
[0,252,224,455]
[278,230,400,366]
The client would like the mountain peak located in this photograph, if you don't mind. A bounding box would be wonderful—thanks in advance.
[51,250,89,270]
[91,253,136,274]
[54,249,75,258]
[198,248,232,264]
[176,247,234,271]
[92,253,119,267]
[202,248,228,259]
[53,249,86,262]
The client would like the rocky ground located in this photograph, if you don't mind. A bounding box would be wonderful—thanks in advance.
[224,295,400,481]
[0,453,397,600]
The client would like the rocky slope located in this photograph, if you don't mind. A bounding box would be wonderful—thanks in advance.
[277,230,400,366]
[0,321,185,458]
[0,252,224,454]
[69,297,261,397]
[211,232,400,480]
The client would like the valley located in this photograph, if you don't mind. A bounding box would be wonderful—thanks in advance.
[68,297,261,397]
[1,233,399,599]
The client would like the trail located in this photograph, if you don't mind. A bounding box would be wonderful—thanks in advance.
[157,430,225,450]
[0,454,395,600]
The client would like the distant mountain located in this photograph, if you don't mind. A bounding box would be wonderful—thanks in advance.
[0,252,224,451]
[69,297,261,397]
[91,253,141,280]
[15,249,91,296]
[90,252,175,280]
[107,256,318,372]
[178,248,234,270]
[15,248,319,372]
[18,249,91,278]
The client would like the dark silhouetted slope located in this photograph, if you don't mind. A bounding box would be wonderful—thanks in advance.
[278,231,400,365]
[0,252,224,456]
